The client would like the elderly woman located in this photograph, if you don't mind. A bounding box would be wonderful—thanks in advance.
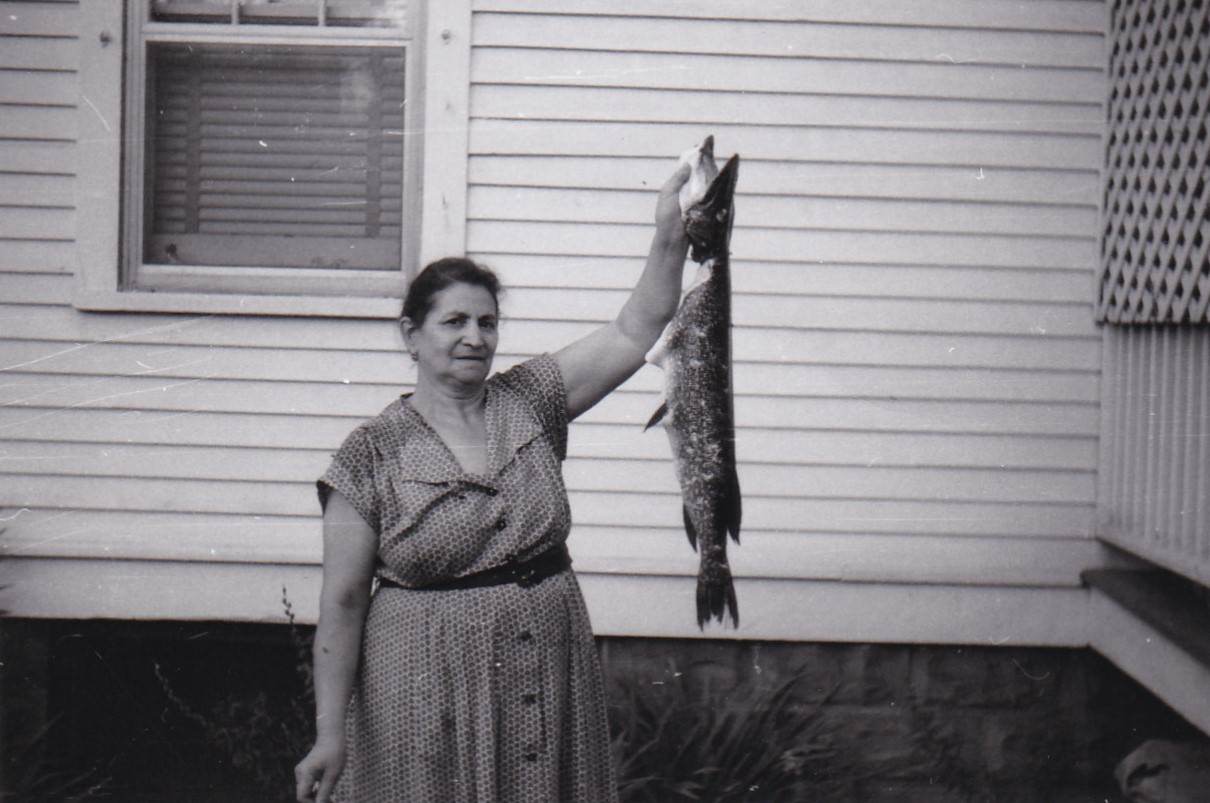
[295,163,691,803]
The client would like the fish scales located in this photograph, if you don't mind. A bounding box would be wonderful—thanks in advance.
[646,137,742,628]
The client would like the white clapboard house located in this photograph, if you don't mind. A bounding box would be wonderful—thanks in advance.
[1,0,1207,733]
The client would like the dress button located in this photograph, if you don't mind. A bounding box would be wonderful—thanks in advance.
[518,630,532,642]
[495,517,508,531]
[486,488,498,497]
[522,693,537,705]
[524,751,539,763]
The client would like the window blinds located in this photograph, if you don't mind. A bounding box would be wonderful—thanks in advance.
[145,43,406,272]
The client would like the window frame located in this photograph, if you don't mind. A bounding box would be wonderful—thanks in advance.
[76,0,471,318]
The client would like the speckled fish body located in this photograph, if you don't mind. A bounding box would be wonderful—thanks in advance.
[646,138,741,628]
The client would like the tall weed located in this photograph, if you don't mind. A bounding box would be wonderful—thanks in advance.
[154,587,314,797]
[609,669,849,803]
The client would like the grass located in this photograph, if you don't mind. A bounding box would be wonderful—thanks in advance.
[609,669,851,803]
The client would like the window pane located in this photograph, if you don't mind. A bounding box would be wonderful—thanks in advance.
[143,43,405,274]
[151,0,410,28]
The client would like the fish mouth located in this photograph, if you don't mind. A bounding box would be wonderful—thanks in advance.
[684,153,739,263]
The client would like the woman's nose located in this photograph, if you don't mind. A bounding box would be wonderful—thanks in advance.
[462,323,484,346]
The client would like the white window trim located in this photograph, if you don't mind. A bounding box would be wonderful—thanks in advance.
[75,0,470,318]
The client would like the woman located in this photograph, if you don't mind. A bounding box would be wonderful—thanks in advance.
[294,162,691,803]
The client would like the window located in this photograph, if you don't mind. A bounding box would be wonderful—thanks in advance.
[77,0,471,317]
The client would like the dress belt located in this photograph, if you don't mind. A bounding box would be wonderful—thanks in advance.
[377,543,571,592]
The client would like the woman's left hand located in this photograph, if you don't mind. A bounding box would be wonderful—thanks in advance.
[653,163,691,246]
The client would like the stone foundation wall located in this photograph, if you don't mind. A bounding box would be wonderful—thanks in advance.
[0,621,1200,801]
[599,638,1200,801]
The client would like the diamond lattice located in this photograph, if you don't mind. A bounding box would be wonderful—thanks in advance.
[1099,1,1210,324]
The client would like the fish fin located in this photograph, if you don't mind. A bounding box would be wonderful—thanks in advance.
[682,504,698,551]
[725,470,742,545]
[643,400,668,431]
[696,563,739,629]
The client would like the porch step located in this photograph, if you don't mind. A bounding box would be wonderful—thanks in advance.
[1083,569,1210,734]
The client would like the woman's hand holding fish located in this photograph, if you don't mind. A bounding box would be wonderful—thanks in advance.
[654,163,692,248]
[553,163,691,420]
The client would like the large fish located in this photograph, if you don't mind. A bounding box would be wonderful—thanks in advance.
[645,137,742,628]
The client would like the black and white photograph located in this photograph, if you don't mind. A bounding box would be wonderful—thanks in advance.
[0,0,1208,800]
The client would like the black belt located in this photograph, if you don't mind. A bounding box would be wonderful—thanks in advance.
[378,544,571,592]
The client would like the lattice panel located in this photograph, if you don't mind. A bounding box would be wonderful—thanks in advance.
[1099,1,1210,324]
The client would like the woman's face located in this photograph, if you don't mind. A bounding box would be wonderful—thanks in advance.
[405,282,499,389]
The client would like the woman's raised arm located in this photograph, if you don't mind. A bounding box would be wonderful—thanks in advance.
[555,164,691,420]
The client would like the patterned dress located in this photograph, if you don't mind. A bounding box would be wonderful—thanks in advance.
[317,355,618,803]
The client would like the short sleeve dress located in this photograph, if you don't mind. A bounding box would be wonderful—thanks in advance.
[317,355,619,803]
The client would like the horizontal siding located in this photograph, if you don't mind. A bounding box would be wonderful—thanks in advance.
[467,222,1098,270]
[0,508,1101,587]
[0,0,1111,636]
[0,557,1093,645]
[472,48,1102,103]
[0,3,79,37]
[2,104,77,139]
[0,372,1100,436]
[0,1,78,281]
[467,186,1097,237]
[0,37,76,71]
[470,0,1105,33]
[0,338,1102,404]
[469,121,1100,170]
[0,293,1104,369]
[3,274,1102,337]
[0,207,75,239]
[472,13,1104,68]
[469,158,1101,206]
[0,69,76,105]
[472,86,1102,136]
[0,141,76,173]
[0,442,1096,504]
[3,478,1092,538]
[0,172,74,206]
[0,408,1097,469]
[462,0,1107,616]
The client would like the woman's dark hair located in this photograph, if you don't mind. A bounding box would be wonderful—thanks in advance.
[401,257,502,326]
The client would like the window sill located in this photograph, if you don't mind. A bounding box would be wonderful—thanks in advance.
[73,288,401,319]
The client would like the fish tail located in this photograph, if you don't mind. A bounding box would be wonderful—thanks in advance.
[696,562,739,629]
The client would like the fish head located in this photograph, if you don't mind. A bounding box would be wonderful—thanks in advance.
[678,135,720,215]
[683,152,739,264]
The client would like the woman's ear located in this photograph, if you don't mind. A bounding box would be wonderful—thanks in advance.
[399,317,419,361]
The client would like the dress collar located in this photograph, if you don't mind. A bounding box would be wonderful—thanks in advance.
[392,374,543,483]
